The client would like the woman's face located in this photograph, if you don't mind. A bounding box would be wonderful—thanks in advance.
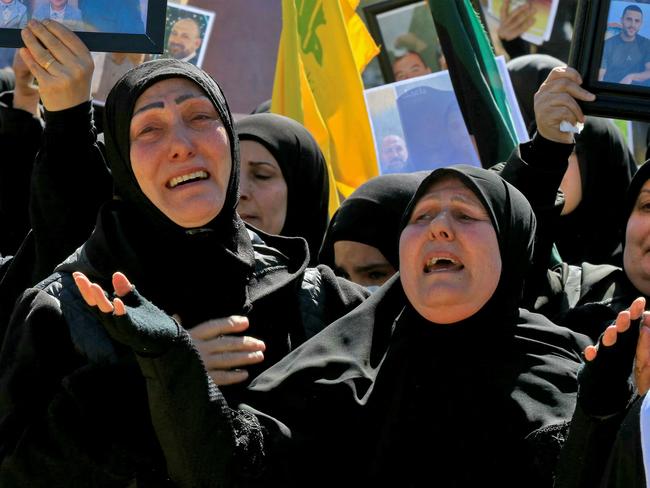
[333,240,396,287]
[238,140,288,235]
[129,78,231,228]
[624,179,650,295]
[399,176,502,324]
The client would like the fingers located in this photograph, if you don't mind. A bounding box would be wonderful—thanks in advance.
[197,334,266,355]
[602,323,619,347]
[630,296,646,321]
[38,20,91,60]
[113,297,126,316]
[203,350,265,371]
[112,272,134,298]
[90,283,114,314]
[209,369,250,386]
[73,271,120,315]
[73,272,96,307]
[190,315,250,341]
[534,66,596,143]
[584,344,598,362]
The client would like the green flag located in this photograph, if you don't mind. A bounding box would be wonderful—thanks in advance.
[429,0,518,167]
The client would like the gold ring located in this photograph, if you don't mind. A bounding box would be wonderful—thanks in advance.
[43,57,55,71]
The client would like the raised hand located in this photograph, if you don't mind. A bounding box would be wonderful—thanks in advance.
[73,271,181,356]
[579,297,645,416]
[498,0,537,42]
[19,19,93,112]
[534,66,596,144]
[189,316,266,386]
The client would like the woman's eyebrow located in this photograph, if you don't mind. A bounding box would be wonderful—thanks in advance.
[175,93,203,104]
[132,101,164,116]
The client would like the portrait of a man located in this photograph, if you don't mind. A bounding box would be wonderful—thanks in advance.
[599,4,650,85]
[167,17,202,64]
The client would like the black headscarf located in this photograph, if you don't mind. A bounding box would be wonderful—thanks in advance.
[236,113,329,265]
[246,165,582,486]
[507,54,565,134]
[622,159,650,249]
[556,117,637,265]
[62,59,255,327]
[318,171,428,270]
[400,165,536,325]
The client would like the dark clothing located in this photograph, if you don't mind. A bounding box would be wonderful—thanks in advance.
[0,90,43,257]
[119,166,585,487]
[236,113,329,265]
[601,34,650,84]
[0,230,366,487]
[0,99,112,344]
[0,59,367,486]
[497,126,635,272]
[506,55,637,266]
[319,171,429,270]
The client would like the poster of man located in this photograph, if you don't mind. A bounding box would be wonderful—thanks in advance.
[599,2,650,85]
[153,2,215,68]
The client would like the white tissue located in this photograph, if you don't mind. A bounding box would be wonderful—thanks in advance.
[559,120,585,134]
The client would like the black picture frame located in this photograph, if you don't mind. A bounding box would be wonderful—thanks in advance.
[570,0,650,122]
[364,0,444,83]
[364,0,491,84]
[0,0,166,53]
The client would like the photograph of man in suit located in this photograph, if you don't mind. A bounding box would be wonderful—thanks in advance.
[167,17,203,65]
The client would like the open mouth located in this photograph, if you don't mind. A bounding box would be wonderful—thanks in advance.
[166,171,209,189]
[424,256,464,273]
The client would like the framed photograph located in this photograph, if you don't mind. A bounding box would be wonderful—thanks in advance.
[571,0,650,121]
[364,54,528,175]
[364,0,446,83]
[151,2,215,68]
[0,0,166,53]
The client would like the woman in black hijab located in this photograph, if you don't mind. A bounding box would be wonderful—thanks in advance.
[505,54,636,267]
[236,113,329,265]
[0,58,366,486]
[319,171,427,288]
[75,165,586,487]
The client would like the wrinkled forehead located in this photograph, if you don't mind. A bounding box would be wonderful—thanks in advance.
[415,174,481,206]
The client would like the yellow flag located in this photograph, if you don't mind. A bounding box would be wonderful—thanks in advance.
[271,0,379,214]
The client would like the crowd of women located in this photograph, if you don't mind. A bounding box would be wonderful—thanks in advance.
[0,4,648,486]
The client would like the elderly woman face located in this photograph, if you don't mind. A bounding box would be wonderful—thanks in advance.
[399,175,502,324]
[129,77,232,228]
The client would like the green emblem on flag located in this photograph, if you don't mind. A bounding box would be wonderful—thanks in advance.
[296,0,326,66]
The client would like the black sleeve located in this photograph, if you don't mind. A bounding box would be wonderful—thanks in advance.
[136,333,271,487]
[0,91,43,257]
[0,288,167,486]
[29,102,112,284]
[495,133,574,308]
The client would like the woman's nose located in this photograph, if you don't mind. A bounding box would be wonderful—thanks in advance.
[428,214,454,240]
[169,126,196,161]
